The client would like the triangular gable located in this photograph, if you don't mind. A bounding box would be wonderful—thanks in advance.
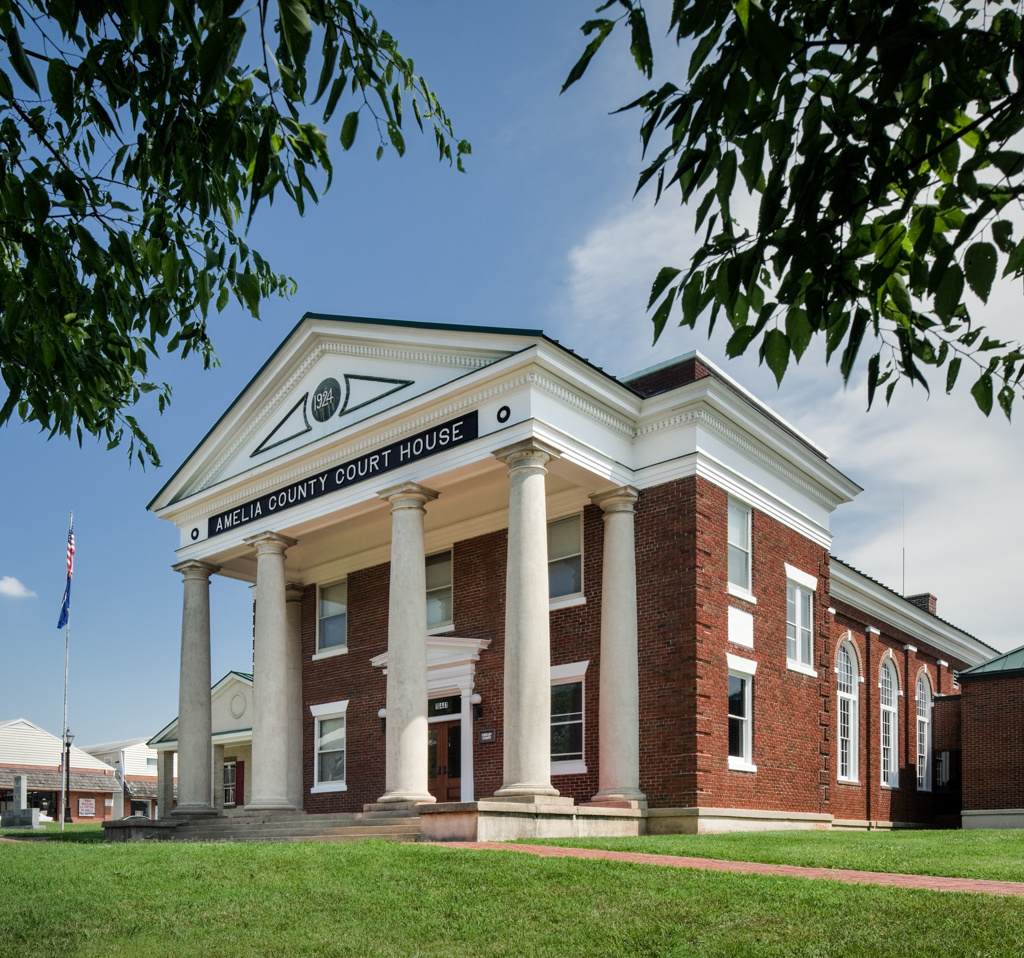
[0,718,118,772]
[149,671,255,746]
[151,315,529,508]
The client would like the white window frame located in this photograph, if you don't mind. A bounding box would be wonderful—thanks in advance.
[223,759,237,807]
[785,565,817,676]
[727,498,754,602]
[313,580,349,660]
[880,659,899,788]
[309,700,349,793]
[426,550,454,635]
[727,653,757,773]
[550,660,588,775]
[547,513,586,610]
[916,673,932,792]
[836,642,859,783]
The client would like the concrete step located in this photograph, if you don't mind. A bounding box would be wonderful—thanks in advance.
[170,816,422,843]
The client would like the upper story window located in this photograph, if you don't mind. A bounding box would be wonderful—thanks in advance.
[318,581,348,653]
[146,757,158,770]
[786,583,813,668]
[727,499,751,593]
[916,673,932,791]
[837,642,859,783]
[548,515,582,599]
[426,551,453,631]
[880,659,899,787]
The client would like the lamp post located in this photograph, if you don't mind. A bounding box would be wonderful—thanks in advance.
[63,730,74,824]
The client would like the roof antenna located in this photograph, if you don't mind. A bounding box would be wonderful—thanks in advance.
[902,491,906,597]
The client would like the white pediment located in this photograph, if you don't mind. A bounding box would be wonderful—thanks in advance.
[171,317,514,501]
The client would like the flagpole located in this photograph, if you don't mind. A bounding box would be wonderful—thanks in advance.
[60,510,72,833]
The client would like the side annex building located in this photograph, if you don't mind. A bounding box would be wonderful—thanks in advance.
[147,314,999,838]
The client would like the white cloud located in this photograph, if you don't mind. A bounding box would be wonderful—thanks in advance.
[550,191,1024,653]
[0,576,37,598]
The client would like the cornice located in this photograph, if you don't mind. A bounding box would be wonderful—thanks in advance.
[184,339,500,498]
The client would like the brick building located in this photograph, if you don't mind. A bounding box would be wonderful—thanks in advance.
[147,315,998,837]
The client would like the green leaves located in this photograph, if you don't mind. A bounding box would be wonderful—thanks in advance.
[561,19,616,94]
[569,0,1024,420]
[0,0,469,464]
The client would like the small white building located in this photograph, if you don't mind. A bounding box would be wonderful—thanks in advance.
[81,737,166,818]
[149,671,253,817]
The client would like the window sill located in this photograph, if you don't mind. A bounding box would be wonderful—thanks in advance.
[551,760,587,776]
[310,781,348,794]
[427,623,454,635]
[881,784,899,791]
[549,593,586,611]
[836,778,861,786]
[727,584,757,605]
[727,757,757,773]
[786,659,818,678]
[312,646,348,662]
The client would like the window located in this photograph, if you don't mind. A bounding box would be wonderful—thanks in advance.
[880,659,899,787]
[146,757,158,770]
[309,700,349,793]
[837,643,859,782]
[786,583,813,668]
[223,760,236,806]
[550,660,588,774]
[727,653,757,772]
[426,552,453,631]
[916,674,932,791]
[317,581,348,654]
[548,515,582,599]
[727,499,751,593]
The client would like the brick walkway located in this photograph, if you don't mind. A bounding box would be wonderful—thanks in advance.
[434,842,1024,897]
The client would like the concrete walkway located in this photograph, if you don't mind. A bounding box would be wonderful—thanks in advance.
[435,842,1024,897]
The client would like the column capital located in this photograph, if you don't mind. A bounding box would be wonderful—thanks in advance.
[590,485,640,514]
[171,559,219,581]
[377,480,439,509]
[243,530,298,554]
[491,437,562,469]
[285,582,305,603]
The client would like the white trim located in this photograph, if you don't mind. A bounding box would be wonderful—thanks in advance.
[427,623,455,635]
[728,606,754,649]
[726,653,757,676]
[549,593,586,611]
[727,757,758,773]
[551,660,590,683]
[309,781,348,794]
[551,760,587,776]
[726,583,757,605]
[311,646,348,662]
[309,699,349,718]
[786,660,818,678]
[784,563,818,591]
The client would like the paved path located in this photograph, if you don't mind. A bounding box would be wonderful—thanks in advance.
[435,842,1024,897]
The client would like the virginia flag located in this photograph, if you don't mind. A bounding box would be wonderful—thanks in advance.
[57,517,74,630]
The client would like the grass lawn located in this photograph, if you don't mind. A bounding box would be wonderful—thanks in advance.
[520,829,1024,882]
[0,823,104,843]
[1,839,1023,957]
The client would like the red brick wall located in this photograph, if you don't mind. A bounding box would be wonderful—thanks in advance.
[829,601,971,824]
[961,675,1024,811]
[627,357,710,397]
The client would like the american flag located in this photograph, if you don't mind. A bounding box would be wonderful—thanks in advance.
[57,516,74,630]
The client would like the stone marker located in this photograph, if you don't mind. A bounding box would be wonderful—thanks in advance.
[2,776,43,829]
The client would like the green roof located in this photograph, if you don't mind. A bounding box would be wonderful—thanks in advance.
[959,644,1024,682]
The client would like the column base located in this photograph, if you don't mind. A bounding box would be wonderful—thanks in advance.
[171,804,219,819]
[494,783,560,800]
[377,791,436,805]
[590,788,647,808]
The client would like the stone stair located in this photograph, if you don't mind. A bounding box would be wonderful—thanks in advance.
[169,808,422,843]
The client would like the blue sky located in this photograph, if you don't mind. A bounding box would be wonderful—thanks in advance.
[2,3,1021,746]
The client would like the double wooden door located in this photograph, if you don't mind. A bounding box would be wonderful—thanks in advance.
[427,720,461,801]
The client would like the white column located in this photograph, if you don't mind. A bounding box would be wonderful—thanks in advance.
[285,583,304,810]
[459,687,475,803]
[172,559,218,815]
[591,486,646,805]
[245,531,298,810]
[493,439,561,799]
[376,481,438,804]
[211,743,224,810]
[157,751,175,819]
[112,786,125,819]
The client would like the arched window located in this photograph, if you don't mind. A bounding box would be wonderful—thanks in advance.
[916,673,932,791]
[837,643,859,782]
[880,659,899,787]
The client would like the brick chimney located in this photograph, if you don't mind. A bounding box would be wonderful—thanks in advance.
[907,592,937,615]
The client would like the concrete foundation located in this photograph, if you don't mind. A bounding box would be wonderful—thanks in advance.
[103,818,184,841]
[962,808,1024,829]
[418,799,642,842]
[646,807,833,834]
